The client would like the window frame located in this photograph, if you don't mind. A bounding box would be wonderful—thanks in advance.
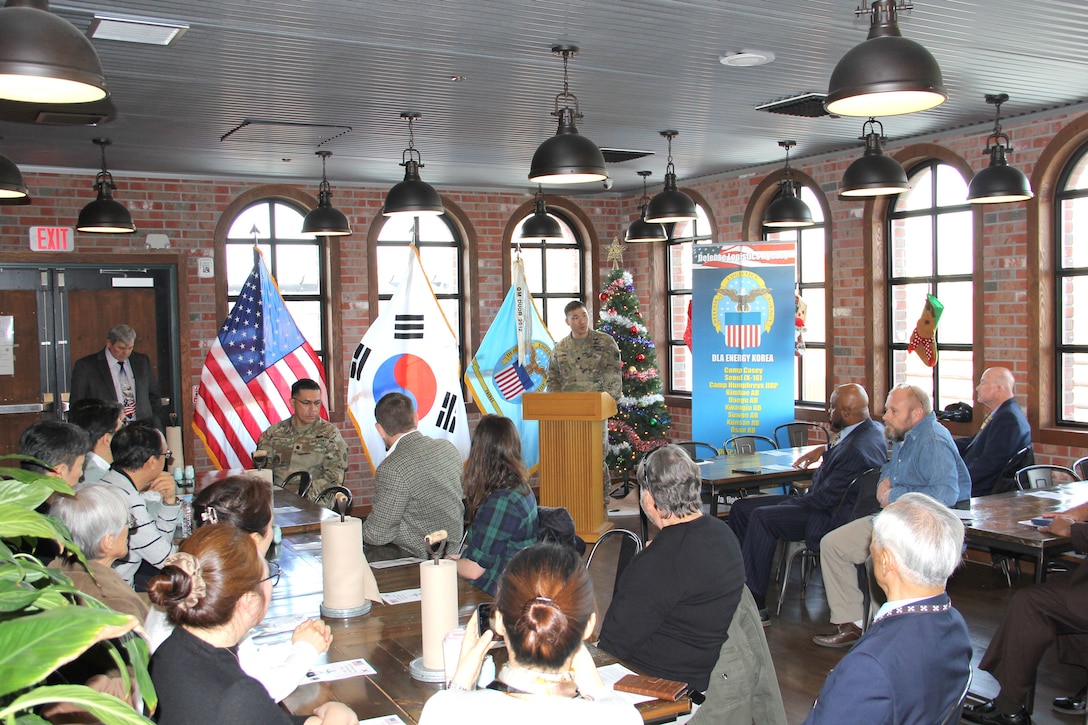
[507,205,586,336]
[1053,141,1088,427]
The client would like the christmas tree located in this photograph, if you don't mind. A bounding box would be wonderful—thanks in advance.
[596,244,671,477]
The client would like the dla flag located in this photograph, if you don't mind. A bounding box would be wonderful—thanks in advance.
[465,258,554,472]
[347,245,470,469]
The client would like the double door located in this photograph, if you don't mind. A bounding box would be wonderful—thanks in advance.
[0,260,181,455]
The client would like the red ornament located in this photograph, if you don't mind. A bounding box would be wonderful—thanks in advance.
[599,292,608,301]
[629,325,639,334]
[609,308,617,315]
[637,353,645,362]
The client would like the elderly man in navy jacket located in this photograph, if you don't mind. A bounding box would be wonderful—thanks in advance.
[956,367,1031,497]
[729,383,887,621]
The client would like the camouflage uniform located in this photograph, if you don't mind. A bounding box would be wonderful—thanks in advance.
[256,418,348,506]
[547,330,622,500]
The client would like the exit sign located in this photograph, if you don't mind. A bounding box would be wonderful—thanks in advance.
[29,227,75,252]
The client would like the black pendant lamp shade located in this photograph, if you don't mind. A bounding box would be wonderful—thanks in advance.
[0,0,110,104]
[763,141,814,228]
[825,0,946,117]
[383,112,444,217]
[76,138,134,234]
[967,93,1034,204]
[0,150,28,199]
[646,131,697,224]
[840,118,910,198]
[302,151,352,236]
[521,187,564,241]
[528,45,608,185]
[626,170,667,243]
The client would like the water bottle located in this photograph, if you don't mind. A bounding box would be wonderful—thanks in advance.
[183,465,195,492]
[178,494,194,539]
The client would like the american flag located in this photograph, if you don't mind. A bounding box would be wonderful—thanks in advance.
[494,359,533,400]
[192,249,328,470]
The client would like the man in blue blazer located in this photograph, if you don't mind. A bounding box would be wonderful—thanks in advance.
[956,367,1031,497]
[729,383,887,621]
[802,493,972,724]
[71,324,164,432]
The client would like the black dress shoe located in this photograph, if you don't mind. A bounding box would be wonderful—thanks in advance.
[962,700,1031,724]
[1053,685,1087,714]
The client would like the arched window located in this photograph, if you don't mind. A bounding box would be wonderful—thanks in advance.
[224,198,330,372]
[375,214,465,356]
[764,185,826,405]
[509,208,584,339]
[1054,143,1088,425]
[886,161,974,409]
[666,204,712,394]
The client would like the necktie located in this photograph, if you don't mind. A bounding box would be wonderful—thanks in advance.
[827,432,841,449]
[119,361,136,420]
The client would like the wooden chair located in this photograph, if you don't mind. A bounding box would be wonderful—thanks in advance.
[773,422,825,449]
[724,435,778,455]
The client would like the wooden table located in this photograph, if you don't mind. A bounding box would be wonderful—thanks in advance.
[272,534,688,723]
[962,481,1088,583]
[195,468,338,534]
[698,445,819,517]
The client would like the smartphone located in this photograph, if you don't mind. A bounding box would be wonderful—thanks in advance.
[1031,517,1053,528]
[476,602,493,637]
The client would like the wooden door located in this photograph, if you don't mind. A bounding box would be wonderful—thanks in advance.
[0,268,48,455]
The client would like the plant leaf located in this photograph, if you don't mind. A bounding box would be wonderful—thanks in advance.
[121,634,157,714]
[0,684,153,724]
[0,504,68,544]
[0,607,137,699]
[0,479,53,511]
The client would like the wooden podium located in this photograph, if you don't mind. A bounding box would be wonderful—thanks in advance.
[523,392,617,542]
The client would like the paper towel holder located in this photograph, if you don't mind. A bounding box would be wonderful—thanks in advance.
[319,599,371,619]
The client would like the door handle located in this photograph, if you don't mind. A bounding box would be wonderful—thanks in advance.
[0,403,45,414]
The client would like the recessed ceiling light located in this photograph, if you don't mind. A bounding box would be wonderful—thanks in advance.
[88,15,189,46]
[719,50,775,67]
[449,74,467,82]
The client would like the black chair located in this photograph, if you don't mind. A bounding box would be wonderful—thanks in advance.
[773,422,825,449]
[724,435,778,455]
[315,485,353,515]
[939,669,973,725]
[990,446,1035,495]
[850,466,884,520]
[282,470,313,498]
[1074,456,1088,481]
[586,528,643,597]
[677,440,721,461]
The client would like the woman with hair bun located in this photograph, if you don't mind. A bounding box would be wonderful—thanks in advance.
[148,525,357,725]
[419,543,640,724]
[144,475,331,702]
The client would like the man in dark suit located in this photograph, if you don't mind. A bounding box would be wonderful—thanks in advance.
[728,383,887,622]
[70,324,164,431]
[361,392,464,560]
[956,367,1031,496]
[963,502,1088,724]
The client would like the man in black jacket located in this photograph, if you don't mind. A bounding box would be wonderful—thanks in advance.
[71,324,164,431]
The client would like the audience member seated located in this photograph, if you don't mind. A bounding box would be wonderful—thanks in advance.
[597,444,744,693]
[48,483,148,620]
[456,415,539,595]
[802,493,971,724]
[955,367,1031,497]
[729,383,886,621]
[144,475,329,703]
[361,392,464,560]
[963,500,1088,724]
[148,525,358,725]
[814,384,970,648]
[99,424,179,588]
[19,419,90,489]
[69,398,124,483]
[420,543,640,724]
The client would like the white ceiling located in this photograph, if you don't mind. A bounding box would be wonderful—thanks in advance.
[3,0,1087,194]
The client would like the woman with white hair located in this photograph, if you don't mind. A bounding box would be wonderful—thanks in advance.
[49,483,148,620]
[802,492,972,724]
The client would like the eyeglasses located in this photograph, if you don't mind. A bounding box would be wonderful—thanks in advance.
[292,398,323,408]
[127,515,138,535]
[260,561,281,587]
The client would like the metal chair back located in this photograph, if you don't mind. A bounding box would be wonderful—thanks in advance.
[677,440,720,462]
[991,446,1034,495]
[773,422,824,449]
[724,435,778,455]
[586,528,644,597]
[1073,456,1088,481]
[282,470,313,498]
[1016,464,1078,490]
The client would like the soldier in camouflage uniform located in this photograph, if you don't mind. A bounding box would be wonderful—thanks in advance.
[255,378,347,507]
[547,300,622,501]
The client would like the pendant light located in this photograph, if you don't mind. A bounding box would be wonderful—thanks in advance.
[626,171,668,243]
[0,149,28,200]
[302,151,352,236]
[840,118,910,198]
[383,112,444,217]
[0,0,110,104]
[825,0,947,117]
[763,141,814,228]
[646,131,697,224]
[528,44,608,185]
[76,138,135,234]
[967,93,1034,205]
[520,186,564,241]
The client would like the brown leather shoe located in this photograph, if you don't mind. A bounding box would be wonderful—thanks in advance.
[812,622,863,648]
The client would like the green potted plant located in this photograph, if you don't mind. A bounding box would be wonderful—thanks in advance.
[0,455,155,723]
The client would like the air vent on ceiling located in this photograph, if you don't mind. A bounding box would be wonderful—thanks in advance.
[600,148,655,163]
[755,92,830,118]
[35,110,109,126]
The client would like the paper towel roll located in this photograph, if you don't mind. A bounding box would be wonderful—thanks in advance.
[165,426,185,472]
[320,517,380,610]
[420,559,459,670]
